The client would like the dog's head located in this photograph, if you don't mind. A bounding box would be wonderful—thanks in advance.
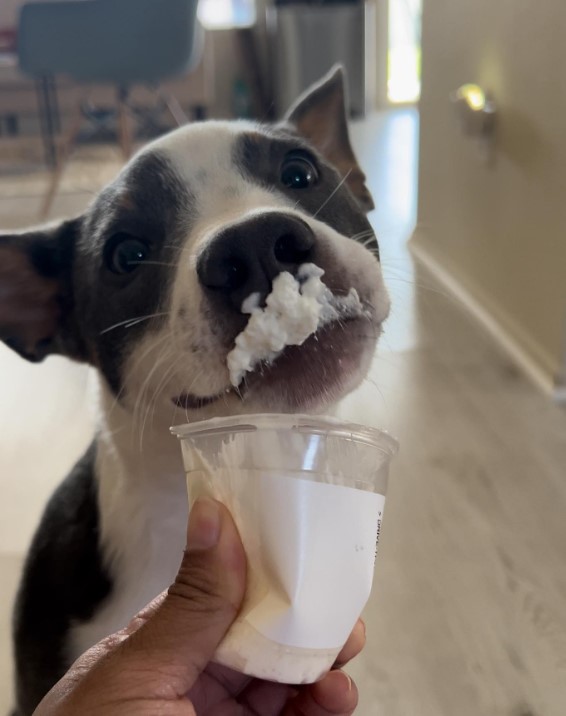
[0,68,389,426]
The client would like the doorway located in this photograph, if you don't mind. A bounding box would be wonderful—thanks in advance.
[388,0,422,103]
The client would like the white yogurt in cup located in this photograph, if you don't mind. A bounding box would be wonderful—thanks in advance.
[172,414,398,684]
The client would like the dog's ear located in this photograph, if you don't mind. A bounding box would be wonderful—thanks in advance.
[0,219,83,362]
[284,65,374,212]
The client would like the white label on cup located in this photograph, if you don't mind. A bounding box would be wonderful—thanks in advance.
[244,475,385,650]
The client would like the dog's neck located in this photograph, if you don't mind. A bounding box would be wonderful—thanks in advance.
[97,380,187,586]
[69,377,190,655]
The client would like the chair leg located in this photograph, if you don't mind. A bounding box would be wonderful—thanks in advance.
[117,89,133,160]
[159,88,188,127]
[35,76,58,168]
[39,97,85,220]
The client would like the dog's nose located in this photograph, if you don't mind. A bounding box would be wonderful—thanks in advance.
[197,213,315,310]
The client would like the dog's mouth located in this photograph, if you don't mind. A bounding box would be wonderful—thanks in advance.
[242,315,378,409]
[173,392,230,410]
[171,315,378,412]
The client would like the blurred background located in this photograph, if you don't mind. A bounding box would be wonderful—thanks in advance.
[1,1,565,715]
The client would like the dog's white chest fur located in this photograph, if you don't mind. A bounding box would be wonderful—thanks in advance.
[69,386,188,659]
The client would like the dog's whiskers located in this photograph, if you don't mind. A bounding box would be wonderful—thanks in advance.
[133,356,168,447]
[349,229,374,241]
[145,353,186,440]
[106,328,174,419]
[132,337,176,451]
[350,230,377,245]
[313,169,352,218]
[175,367,209,424]
[100,312,170,335]
[362,375,388,409]
[137,352,179,451]
[382,271,452,299]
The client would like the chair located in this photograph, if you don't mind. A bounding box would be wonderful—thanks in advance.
[17,0,202,217]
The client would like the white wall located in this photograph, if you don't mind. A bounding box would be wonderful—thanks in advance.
[414,0,566,391]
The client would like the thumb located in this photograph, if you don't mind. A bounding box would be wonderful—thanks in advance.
[117,497,247,696]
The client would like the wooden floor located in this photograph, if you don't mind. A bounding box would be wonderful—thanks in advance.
[341,261,566,716]
[1,111,566,715]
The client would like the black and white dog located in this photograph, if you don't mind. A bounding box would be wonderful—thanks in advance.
[0,67,389,715]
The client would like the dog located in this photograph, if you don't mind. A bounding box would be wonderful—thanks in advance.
[0,66,389,715]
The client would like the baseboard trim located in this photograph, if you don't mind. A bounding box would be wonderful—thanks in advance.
[410,241,565,403]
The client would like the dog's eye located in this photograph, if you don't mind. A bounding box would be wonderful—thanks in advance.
[106,234,149,274]
[280,155,318,189]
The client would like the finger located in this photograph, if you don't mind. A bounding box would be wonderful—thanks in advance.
[120,591,169,637]
[187,663,252,711]
[112,497,247,698]
[284,670,358,716]
[237,679,296,716]
[333,619,366,667]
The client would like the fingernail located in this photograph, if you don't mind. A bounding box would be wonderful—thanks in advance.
[328,670,352,693]
[187,497,222,552]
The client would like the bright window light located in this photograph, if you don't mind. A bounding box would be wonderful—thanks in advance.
[388,0,422,104]
[198,0,256,29]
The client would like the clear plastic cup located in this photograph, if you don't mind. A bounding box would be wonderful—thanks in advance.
[172,414,398,684]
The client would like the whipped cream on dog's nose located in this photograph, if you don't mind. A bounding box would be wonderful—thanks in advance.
[227,263,365,387]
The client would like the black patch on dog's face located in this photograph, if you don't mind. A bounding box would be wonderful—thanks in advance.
[233,129,378,255]
[73,152,193,393]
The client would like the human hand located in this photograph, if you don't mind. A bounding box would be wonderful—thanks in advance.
[34,497,364,715]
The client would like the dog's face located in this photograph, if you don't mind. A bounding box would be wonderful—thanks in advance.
[0,68,389,428]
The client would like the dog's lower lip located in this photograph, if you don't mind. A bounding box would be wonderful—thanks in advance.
[240,316,378,406]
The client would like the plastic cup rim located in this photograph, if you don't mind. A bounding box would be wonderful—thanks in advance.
[171,413,399,457]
